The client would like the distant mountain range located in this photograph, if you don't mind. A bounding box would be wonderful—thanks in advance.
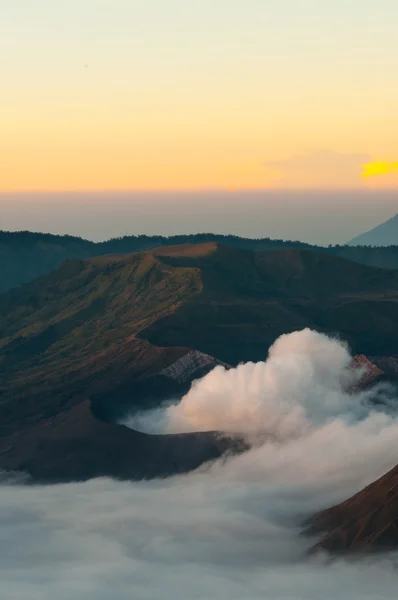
[349,213,398,246]
[2,242,398,484]
[4,229,398,294]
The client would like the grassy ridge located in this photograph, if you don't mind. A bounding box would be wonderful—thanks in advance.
[4,229,398,293]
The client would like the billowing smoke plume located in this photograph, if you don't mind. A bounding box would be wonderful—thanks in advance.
[3,330,398,598]
[128,329,393,440]
[167,329,363,436]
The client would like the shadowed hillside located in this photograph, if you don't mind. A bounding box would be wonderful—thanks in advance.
[142,246,398,363]
[309,460,398,554]
[0,230,93,292]
[305,354,398,555]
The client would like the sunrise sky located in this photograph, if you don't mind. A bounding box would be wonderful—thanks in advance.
[2,0,397,192]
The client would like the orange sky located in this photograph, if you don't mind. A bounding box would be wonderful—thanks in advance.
[2,1,397,191]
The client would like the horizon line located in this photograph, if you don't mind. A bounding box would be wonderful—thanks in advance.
[1,186,398,195]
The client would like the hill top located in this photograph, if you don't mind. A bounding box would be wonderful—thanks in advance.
[349,213,398,246]
[5,229,398,294]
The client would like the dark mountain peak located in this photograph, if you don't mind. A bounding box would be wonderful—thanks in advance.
[348,213,398,247]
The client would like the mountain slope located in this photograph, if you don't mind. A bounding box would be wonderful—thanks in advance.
[349,214,398,246]
[142,247,398,363]
[2,243,398,481]
[0,230,93,293]
[6,230,398,294]
[309,460,398,554]
[306,354,398,554]
[0,243,246,481]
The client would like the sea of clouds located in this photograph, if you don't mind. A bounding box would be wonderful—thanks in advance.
[3,329,398,599]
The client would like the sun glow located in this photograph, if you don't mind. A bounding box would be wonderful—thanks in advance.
[362,162,398,178]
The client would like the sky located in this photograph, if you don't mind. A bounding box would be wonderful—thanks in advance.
[2,0,398,192]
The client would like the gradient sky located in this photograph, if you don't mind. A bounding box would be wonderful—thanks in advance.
[2,0,398,191]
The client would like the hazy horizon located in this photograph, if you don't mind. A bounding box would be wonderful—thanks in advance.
[1,189,397,246]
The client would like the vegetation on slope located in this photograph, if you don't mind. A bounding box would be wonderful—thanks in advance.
[4,229,398,293]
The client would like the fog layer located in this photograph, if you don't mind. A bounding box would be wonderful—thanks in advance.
[3,330,398,599]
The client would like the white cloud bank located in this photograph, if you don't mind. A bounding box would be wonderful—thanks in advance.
[3,330,398,599]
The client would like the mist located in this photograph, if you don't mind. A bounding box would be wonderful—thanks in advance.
[2,474,398,600]
[1,190,397,245]
[3,330,398,598]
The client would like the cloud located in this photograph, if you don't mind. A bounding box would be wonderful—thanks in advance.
[262,150,371,187]
[2,475,398,600]
[163,329,368,436]
[4,329,398,599]
[362,162,398,178]
[128,329,394,440]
